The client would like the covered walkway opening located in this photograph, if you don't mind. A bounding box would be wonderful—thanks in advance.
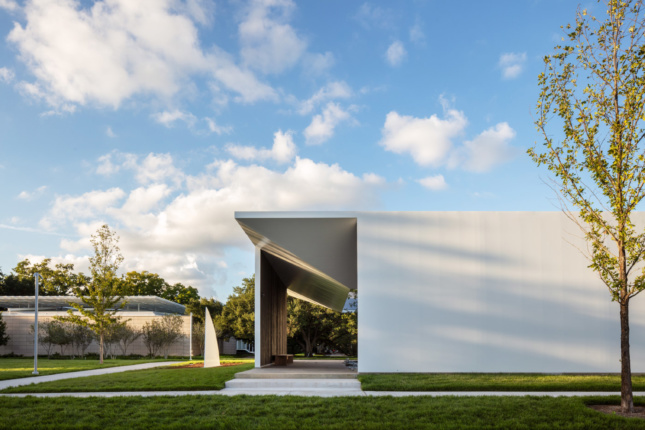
[236,213,357,368]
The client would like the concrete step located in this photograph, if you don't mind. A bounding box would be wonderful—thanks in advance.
[234,371,356,380]
[219,388,365,397]
[225,378,362,390]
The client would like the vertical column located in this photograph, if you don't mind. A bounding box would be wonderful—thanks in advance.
[260,251,288,366]
[254,246,262,368]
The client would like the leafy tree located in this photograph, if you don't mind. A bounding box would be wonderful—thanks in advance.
[114,324,141,356]
[0,311,9,347]
[287,298,338,357]
[216,276,255,341]
[11,258,88,296]
[192,321,205,356]
[68,324,94,358]
[55,224,126,363]
[31,321,69,358]
[119,271,200,305]
[162,282,200,305]
[141,315,184,358]
[529,0,645,412]
[185,297,224,324]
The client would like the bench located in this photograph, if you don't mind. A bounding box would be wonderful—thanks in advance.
[274,354,294,366]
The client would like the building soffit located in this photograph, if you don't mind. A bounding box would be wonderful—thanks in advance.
[235,215,357,312]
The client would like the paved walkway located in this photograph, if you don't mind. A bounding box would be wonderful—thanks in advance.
[2,390,645,398]
[0,361,184,390]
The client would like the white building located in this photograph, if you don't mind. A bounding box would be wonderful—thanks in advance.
[236,211,645,373]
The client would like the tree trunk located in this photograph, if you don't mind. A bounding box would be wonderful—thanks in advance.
[620,300,634,413]
[99,332,104,364]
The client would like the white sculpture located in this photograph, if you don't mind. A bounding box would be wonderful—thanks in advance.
[203,307,220,368]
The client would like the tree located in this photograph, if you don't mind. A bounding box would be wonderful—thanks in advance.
[141,315,184,358]
[0,311,9,347]
[114,324,141,356]
[162,283,200,305]
[192,321,205,356]
[287,298,338,357]
[185,297,224,324]
[55,224,126,363]
[529,0,645,412]
[119,271,200,305]
[216,276,255,341]
[68,324,94,358]
[11,258,88,296]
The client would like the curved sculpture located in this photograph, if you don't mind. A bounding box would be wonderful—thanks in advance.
[203,307,220,368]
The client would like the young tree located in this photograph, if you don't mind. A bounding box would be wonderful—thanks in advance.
[0,311,9,347]
[115,324,141,356]
[69,323,94,358]
[529,0,645,412]
[192,321,205,356]
[141,315,184,358]
[56,224,126,363]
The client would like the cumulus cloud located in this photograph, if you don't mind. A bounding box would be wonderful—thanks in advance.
[450,122,517,172]
[152,110,197,128]
[0,67,14,84]
[386,41,407,67]
[42,150,385,294]
[499,52,527,79]
[96,152,184,186]
[381,101,517,172]
[418,175,447,191]
[381,109,468,167]
[226,130,296,164]
[239,0,307,74]
[205,117,232,135]
[304,102,352,145]
[7,0,276,111]
[0,0,18,11]
[17,186,48,201]
[298,81,352,115]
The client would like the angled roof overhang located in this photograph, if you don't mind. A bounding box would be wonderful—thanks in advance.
[0,296,185,314]
[236,212,357,312]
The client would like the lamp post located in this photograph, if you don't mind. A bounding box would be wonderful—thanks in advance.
[189,312,193,361]
[32,273,40,375]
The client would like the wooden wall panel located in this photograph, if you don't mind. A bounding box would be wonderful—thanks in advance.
[260,251,287,366]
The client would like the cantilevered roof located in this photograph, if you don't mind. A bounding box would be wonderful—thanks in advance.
[0,296,185,315]
[236,212,357,312]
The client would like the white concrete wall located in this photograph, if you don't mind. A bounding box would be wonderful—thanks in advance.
[357,212,645,373]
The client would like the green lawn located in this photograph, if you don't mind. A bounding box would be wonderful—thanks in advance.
[359,373,645,392]
[1,395,644,429]
[1,361,254,393]
[0,358,176,381]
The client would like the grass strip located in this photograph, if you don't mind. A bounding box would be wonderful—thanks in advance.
[1,395,645,429]
[0,358,175,381]
[1,362,254,393]
[358,373,645,392]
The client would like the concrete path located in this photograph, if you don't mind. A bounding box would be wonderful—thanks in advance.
[0,361,185,390]
[2,390,645,398]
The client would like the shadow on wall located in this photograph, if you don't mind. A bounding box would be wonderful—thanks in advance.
[357,212,645,373]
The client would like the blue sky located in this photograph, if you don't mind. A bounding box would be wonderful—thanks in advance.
[0,0,592,300]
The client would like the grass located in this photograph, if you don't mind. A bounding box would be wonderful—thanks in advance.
[0,357,176,381]
[1,395,645,429]
[1,360,254,393]
[358,373,645,392]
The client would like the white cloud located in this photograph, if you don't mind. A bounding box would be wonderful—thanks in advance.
[381,105,517,172]
[355,3,393,29]
[418,175,447,191]
[239,0,307,74]
[409,21,425,46]
[302,52,335,77]
[0,0,18,12]
[106,126,117,138]
[43,151,385,294]
[451,122,517,172]
[298,81,352,115]
[7,0,277,110]
[499,52,527,79]
[386,41,407,67]
[380,109,468,167]
[226,130,296,164]
[95,152,183,186]
[0,67,14,84]
[17,186,48,201]
[205,117,232,135]
[152,110,197,128]
[304,102,352,145]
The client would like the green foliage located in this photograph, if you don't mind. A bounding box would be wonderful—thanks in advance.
[55,224,126,363]
[112,324,141,356]
[528,0,645,412]
[0,259,89,296]
[118,271,200,305]
[216,276,255,341]
[141,315,184,358]
[185,297,223,324]
[0,311,9,347]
